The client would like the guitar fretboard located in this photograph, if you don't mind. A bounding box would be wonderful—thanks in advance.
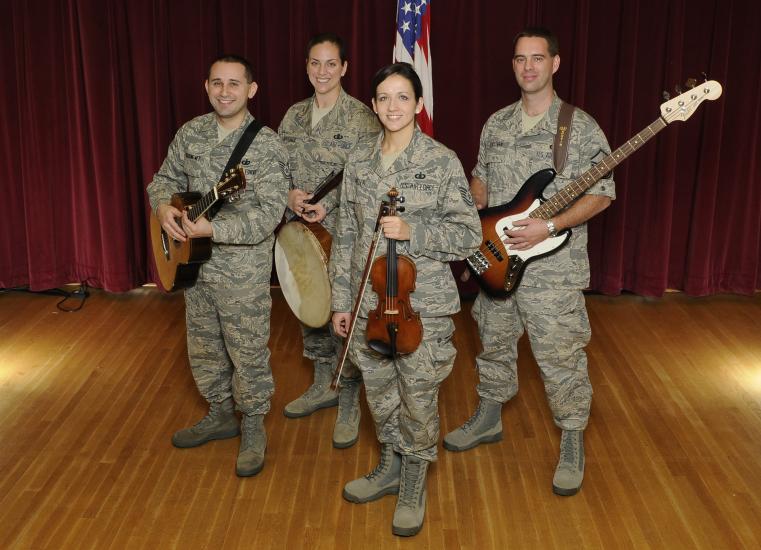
[187,188,219,222]
[530,117,668,220]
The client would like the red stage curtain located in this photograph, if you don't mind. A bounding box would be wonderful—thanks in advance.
[1,0,759,295]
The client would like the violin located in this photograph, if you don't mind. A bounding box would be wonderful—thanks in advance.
[330,188,423,390]
[365,188,423,356]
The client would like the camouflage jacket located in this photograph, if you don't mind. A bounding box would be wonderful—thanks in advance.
[278,88,380,234]
[473,94,616,289]
[147,111,290,284]
[331,128,482,318]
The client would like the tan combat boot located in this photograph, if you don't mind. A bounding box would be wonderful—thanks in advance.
[236,414,267,477]
[332,377,361,449]
[283,363,338,418]
[443,398,503,452]
[171,398,239,448]
[392,455,429,537]
[343,443,401,503]
[552,429,584,496]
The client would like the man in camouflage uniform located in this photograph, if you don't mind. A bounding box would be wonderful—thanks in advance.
[443,28,615,497]
[147,54,289,477]
[278,33,380,449]
[332,63,482,536]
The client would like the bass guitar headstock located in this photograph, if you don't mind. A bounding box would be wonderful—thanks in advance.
[660,78,722,124]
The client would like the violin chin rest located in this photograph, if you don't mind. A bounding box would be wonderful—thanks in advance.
[368,339,396,358]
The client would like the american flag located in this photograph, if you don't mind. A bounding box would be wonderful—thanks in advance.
[394,0,433,136]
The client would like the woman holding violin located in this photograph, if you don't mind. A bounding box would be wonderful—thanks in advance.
[330,62,481,537]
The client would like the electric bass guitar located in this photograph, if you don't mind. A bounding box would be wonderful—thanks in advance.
[466,80,723,297]
[150,166,246,292]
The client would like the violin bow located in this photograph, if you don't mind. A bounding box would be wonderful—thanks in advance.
[331,200,389,390]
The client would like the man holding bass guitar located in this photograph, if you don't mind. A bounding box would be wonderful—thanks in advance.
[147,55,290,477]
[278,33,380,448]
[443,28,615,497]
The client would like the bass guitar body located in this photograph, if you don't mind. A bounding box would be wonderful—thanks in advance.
[466,168,570,298]
[150,192,212,292]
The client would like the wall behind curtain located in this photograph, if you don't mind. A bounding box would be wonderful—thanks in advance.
[1,0,759,295]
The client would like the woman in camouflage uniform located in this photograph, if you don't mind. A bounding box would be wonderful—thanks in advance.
[278,33,380,449]
[330,63,481,537]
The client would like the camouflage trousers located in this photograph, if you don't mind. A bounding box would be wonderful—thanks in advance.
[348,316,456,462]
[301,322,359,382]
[184,280,274,415]
[473,286,592,431]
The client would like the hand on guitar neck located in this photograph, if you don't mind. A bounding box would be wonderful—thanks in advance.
[181,210,213,238]
[156,203,213,242]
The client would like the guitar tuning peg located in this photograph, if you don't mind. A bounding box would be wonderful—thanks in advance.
[685,78,697,89]
[662,90,671,101]
[701,72,708,82]
[674,84,683,94]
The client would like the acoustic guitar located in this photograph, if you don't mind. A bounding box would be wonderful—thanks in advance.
[467,80,723,297]
[150,166,246,291]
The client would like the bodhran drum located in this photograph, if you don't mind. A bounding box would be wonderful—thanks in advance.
[274,220,333,328]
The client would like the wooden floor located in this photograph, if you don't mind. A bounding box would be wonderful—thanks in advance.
[1,287,761,549]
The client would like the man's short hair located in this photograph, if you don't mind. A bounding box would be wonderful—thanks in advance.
[513,27,559,57]
[208,54,255,83]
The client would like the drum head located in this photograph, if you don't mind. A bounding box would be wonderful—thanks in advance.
[274,222,332,328]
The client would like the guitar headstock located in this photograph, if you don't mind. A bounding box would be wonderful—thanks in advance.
[660,80,722,124]
[216,165,247,202]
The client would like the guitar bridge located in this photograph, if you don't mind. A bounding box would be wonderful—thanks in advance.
[466,251,490,274]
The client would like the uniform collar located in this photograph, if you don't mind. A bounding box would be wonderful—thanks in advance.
[295,88,346,133]
[370,126,429,177]
[202,110,254,142]
[511,93,564,136]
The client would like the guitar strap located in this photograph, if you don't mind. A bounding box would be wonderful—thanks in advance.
[553,102,576,174]
[208,118,264,219]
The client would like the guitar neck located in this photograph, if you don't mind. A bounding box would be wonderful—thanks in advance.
[186,187,220,222]
[531,117,668,220]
